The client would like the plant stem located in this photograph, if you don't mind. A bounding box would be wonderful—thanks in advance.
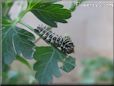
[34,37,41,43]
[19,21,34,31]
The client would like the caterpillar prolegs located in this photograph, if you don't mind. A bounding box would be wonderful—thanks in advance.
[34,26,74,54]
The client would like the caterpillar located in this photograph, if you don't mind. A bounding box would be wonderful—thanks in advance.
[34,26,74,54]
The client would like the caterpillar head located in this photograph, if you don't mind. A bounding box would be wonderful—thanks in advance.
[62,36,74,54]
[65,42,74,54]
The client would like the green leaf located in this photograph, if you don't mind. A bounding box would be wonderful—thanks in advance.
[2,0,13,17]
[61,56,76,72]
[28,0,60,9]
[7,71,21,84]
[2,63,10,84]
[2,17,12,27]
[33,46,61,84]
[70,2,77,12]
[33,46,76,84]
[80,56,114,83]
[16,55,31,69]
[82,56,113,70]
[98,71,114,81]
[2,23,35,64]
[31,3,71,27]
[77,0,86,5]
[69,0,86,12]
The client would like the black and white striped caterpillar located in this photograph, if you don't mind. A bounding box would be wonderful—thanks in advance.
[34,26,74,54]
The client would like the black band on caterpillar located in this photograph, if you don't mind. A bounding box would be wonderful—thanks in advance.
[34,26,74,54]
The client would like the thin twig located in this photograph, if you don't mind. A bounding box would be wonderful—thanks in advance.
[19,21,34,31]
[34,37,41,43]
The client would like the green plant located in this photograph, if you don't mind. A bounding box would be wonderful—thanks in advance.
[1,0,84,84]
[80,56,114,84]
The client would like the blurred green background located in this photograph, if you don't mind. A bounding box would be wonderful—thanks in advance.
[2,56,113,84]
